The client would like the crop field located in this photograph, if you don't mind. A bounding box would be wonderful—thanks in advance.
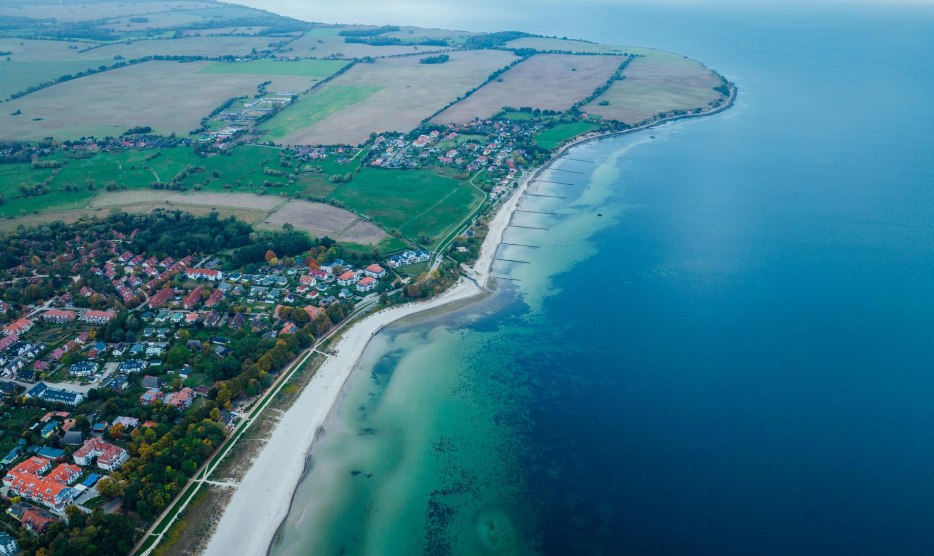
[583,51,725,124]
[0,61,320,141]
[534,121,601,150]
[0,39,110,100]
[434,54,624,124]
[266,49,518,146]
[285,27,449,60]
[0,1,216,22]
[180,26,269,37]
[200,59,348,79]
[81,36,279,59]
[330,167,485,245]
[258,85,380,144]
[256,200,388,244]
[504,37,631,55]
[101,11,208,32]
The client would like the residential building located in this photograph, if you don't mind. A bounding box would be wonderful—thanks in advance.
[73,437,129,471]
[356,276,377,292]
[139,390,163,405]
[0,531,16,556]
[183,286,204,310]
[68,360,98,377]
[186,268,223,281]
[42,309,77,324]
[148,287,174,309]
[364,263,386,278]
[3,318,33,336]
[80,310,116,324]
[337,270,359,286]
[25,382,84,406]
[164,387,195,410]
[3,457,80,512]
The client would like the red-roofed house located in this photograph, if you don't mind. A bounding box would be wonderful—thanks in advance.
[4,318,33,336]
[42,310,77,324]
[337,271,359,286]
[364,264,386,278]
[304,305,325,320]
[185,268,222,281]
[148,287,173,309]
[356,276,377,292]
[3,457,79,512]
[73,438,129,470]
[80,310,116,324]
[279,322,298,336]
[183,287,204,310]
[164,387,195,410]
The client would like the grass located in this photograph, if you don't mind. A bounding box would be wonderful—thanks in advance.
[199,59,349,79]
[258,85,380,143]
[534,121,600,150]
[330,167,484,248]
[497,110,536,121]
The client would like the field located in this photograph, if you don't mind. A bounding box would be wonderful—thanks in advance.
[80,36,279,59]
[199,59,348,79]
[256,200,388,244]
[0,61,329,141]
[504,37,631,55]
[0,1,216,22]
[264,49,518,146]
[100,11,208,32]
[534,121,601,150]
[0,39,110,100]
[284,27,449,60]
[258,85,381,144]
[433,54,624,124]
[583,50,725,124]
[330,167,485,245]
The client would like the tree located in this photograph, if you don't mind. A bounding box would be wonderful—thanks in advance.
[96,476,126,500]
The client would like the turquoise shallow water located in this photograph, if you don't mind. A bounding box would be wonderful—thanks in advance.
[270,4,934,555]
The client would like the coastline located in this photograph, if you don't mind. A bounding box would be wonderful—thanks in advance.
[200,86,736,556]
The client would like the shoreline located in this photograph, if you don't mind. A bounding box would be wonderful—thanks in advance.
[200,87,737,556]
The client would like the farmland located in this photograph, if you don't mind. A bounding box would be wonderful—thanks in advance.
[284,27,450,60]
[0,39,111,100]
[433,54,625,124]
[264,49,518,146]
[200,59,348,79]
[80,36,281,59]
[583,50,726,124]
[256,199,388,244]
[331,167,485,246]
[0,61,330,141]
[504,36,631,55]
[258,85,381,144]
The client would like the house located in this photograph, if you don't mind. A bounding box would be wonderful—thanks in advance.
[73,437,129,470]
[148,287,174,309]
[219,410,239,431]
[139,390,164,406]
[80,310,116,324]
[336,271,359,286]
[3,457,80,512]
[0,530,16,555]
[164,387,195,410]
[141,375,161,390]
[42,309,77,324]
[40,421,58,439]
[0,445,23,466]
[36,447,65,461]
[279,322,298,336]
[118,359,145,374]
[183,286,204,310]
[104,374,128,391]
[356,276,377,292]
[204,289,223,308]
[186,268,223,281]
[68,360,98,377]
[4,318,33,336]
[112,416,139,428]
[364,264,386,278]
[25,383,84,406]
[62,430,84,446]
[304,305,325,320]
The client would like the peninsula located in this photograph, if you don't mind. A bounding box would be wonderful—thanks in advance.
[0,1,733,554]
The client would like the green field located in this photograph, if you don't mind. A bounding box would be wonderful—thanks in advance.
[258,85,380,143]
[200,59,349,78]
[534,121,600,150]
[330,167,484,246]
[0,144,307,218]
[0,58,113,100]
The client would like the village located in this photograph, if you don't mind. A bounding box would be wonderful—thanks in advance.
[0,213,435,546]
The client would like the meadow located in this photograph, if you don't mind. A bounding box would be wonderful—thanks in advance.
[533,121,601,150]
[267,49,517,146]
[434,54,624,124]
[583,50,725,124]
[258,85,381,144]
[330,167,485,246]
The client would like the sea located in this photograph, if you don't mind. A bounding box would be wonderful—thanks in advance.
[262,2,934,555]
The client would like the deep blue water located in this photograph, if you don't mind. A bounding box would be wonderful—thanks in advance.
[267,3,934,554]
[506,5,934,555]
